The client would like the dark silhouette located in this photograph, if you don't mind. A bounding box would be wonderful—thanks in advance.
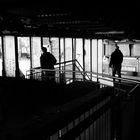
[109,44,123,82]
[40,47,57,81]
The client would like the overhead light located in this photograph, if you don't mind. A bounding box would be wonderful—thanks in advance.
[95,31,124,35]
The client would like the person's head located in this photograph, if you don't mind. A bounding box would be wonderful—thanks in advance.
[41,47,47,53]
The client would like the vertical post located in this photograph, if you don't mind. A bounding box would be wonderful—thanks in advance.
[138,57,139,73]
[1,36,6,77]
[90,39,92,80]
[30,36,32,69]
[59,37,61,83]
[41,36,43,48]
[63,38,66,79]
[15,36,20,78]
[72,38,76,82]
[97,39,99,82]
[83,38,85,81]
[59,37,61,68]
[29,36,33,79]
[102,42,104,75]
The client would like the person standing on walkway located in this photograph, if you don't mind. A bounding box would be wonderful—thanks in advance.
[109,44,123,82]
[40,47,57,81]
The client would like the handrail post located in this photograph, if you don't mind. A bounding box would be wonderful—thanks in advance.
[72,60,76,82]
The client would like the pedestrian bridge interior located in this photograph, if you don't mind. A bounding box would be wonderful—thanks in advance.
[0,2,140,140]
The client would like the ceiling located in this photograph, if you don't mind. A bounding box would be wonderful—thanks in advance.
[0,1,139,40]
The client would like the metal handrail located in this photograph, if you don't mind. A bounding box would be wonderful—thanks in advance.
[75,59,91,80]
[128,83,140,96]
[55,59,91,80]
[26,59,140,97]
[26,68,140,85]
[27,59,91,81]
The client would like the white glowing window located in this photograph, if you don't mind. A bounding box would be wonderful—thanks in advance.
[76,38,83,79]
[0,37,2,76]
[98,39,103,73]
[92,39,97,81]
[92,39,97,73]
[31,37,41,68]
[76,38,83,68]
[50,37,59,63]
[18,37,30,76]
[3,36,16,77]
[65,38,72,61]
[85,39,90,72]
[43,37,51,53]
[60,38,64,63]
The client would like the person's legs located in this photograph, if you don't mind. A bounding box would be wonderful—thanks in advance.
[117,65,122,83]
[112,67,116,82]
[50,71,55,82]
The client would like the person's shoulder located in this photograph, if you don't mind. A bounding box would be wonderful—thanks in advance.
[111,51,115,55]
[119,50,123,54]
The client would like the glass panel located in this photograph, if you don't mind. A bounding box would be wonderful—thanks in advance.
[0,37,2,76]
[31,37,41,68]
[119,44,129,56]
[105,44,115,56]
[85,39,90,72]
[92,39,97,73]
[50,37,59,63]
[59,37,65,81]
[133,44,140,56]
[92,39,97,81]
[65,38,72,61]
[98,39,103,74]
[3,36,16,77]
[103,44,115,75]
[60,38,64,63]
[76,38,83,69]
[65,38,72,80]
[18,37,30,77]
[76,38,83,79]
[43,37,51,52]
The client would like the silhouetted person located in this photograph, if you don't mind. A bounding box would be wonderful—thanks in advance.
[109,44,123,83]
[40,47,57,82]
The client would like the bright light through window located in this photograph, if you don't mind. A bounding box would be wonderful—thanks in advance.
[18,37,30,76]
[0,37,2,76]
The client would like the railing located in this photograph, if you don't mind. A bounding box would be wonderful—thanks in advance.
[26,59,140,97]
[22,73,139,140]
[4,59,139,140]
[26,59,91,84]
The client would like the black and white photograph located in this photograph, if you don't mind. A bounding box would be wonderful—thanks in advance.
[0,1,139,140]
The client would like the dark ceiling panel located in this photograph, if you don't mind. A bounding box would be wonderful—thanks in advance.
[0,1,139,39]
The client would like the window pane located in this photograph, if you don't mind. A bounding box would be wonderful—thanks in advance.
[76,38,83,69]
[98,39,103,73]
[85,39,90,72]
[50,37,59,63]
[18,37,30,76]
[76,38,83,79]
[43,37,51,53]
[60,38,64,63]
[92,39,97,73]
[119,44,129,56]
[3,36,16,77]
[133,44,140,56]
[0,37,2,76]
[92,39,97,81]
[65,38,72,61]
[31,37,41,68]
